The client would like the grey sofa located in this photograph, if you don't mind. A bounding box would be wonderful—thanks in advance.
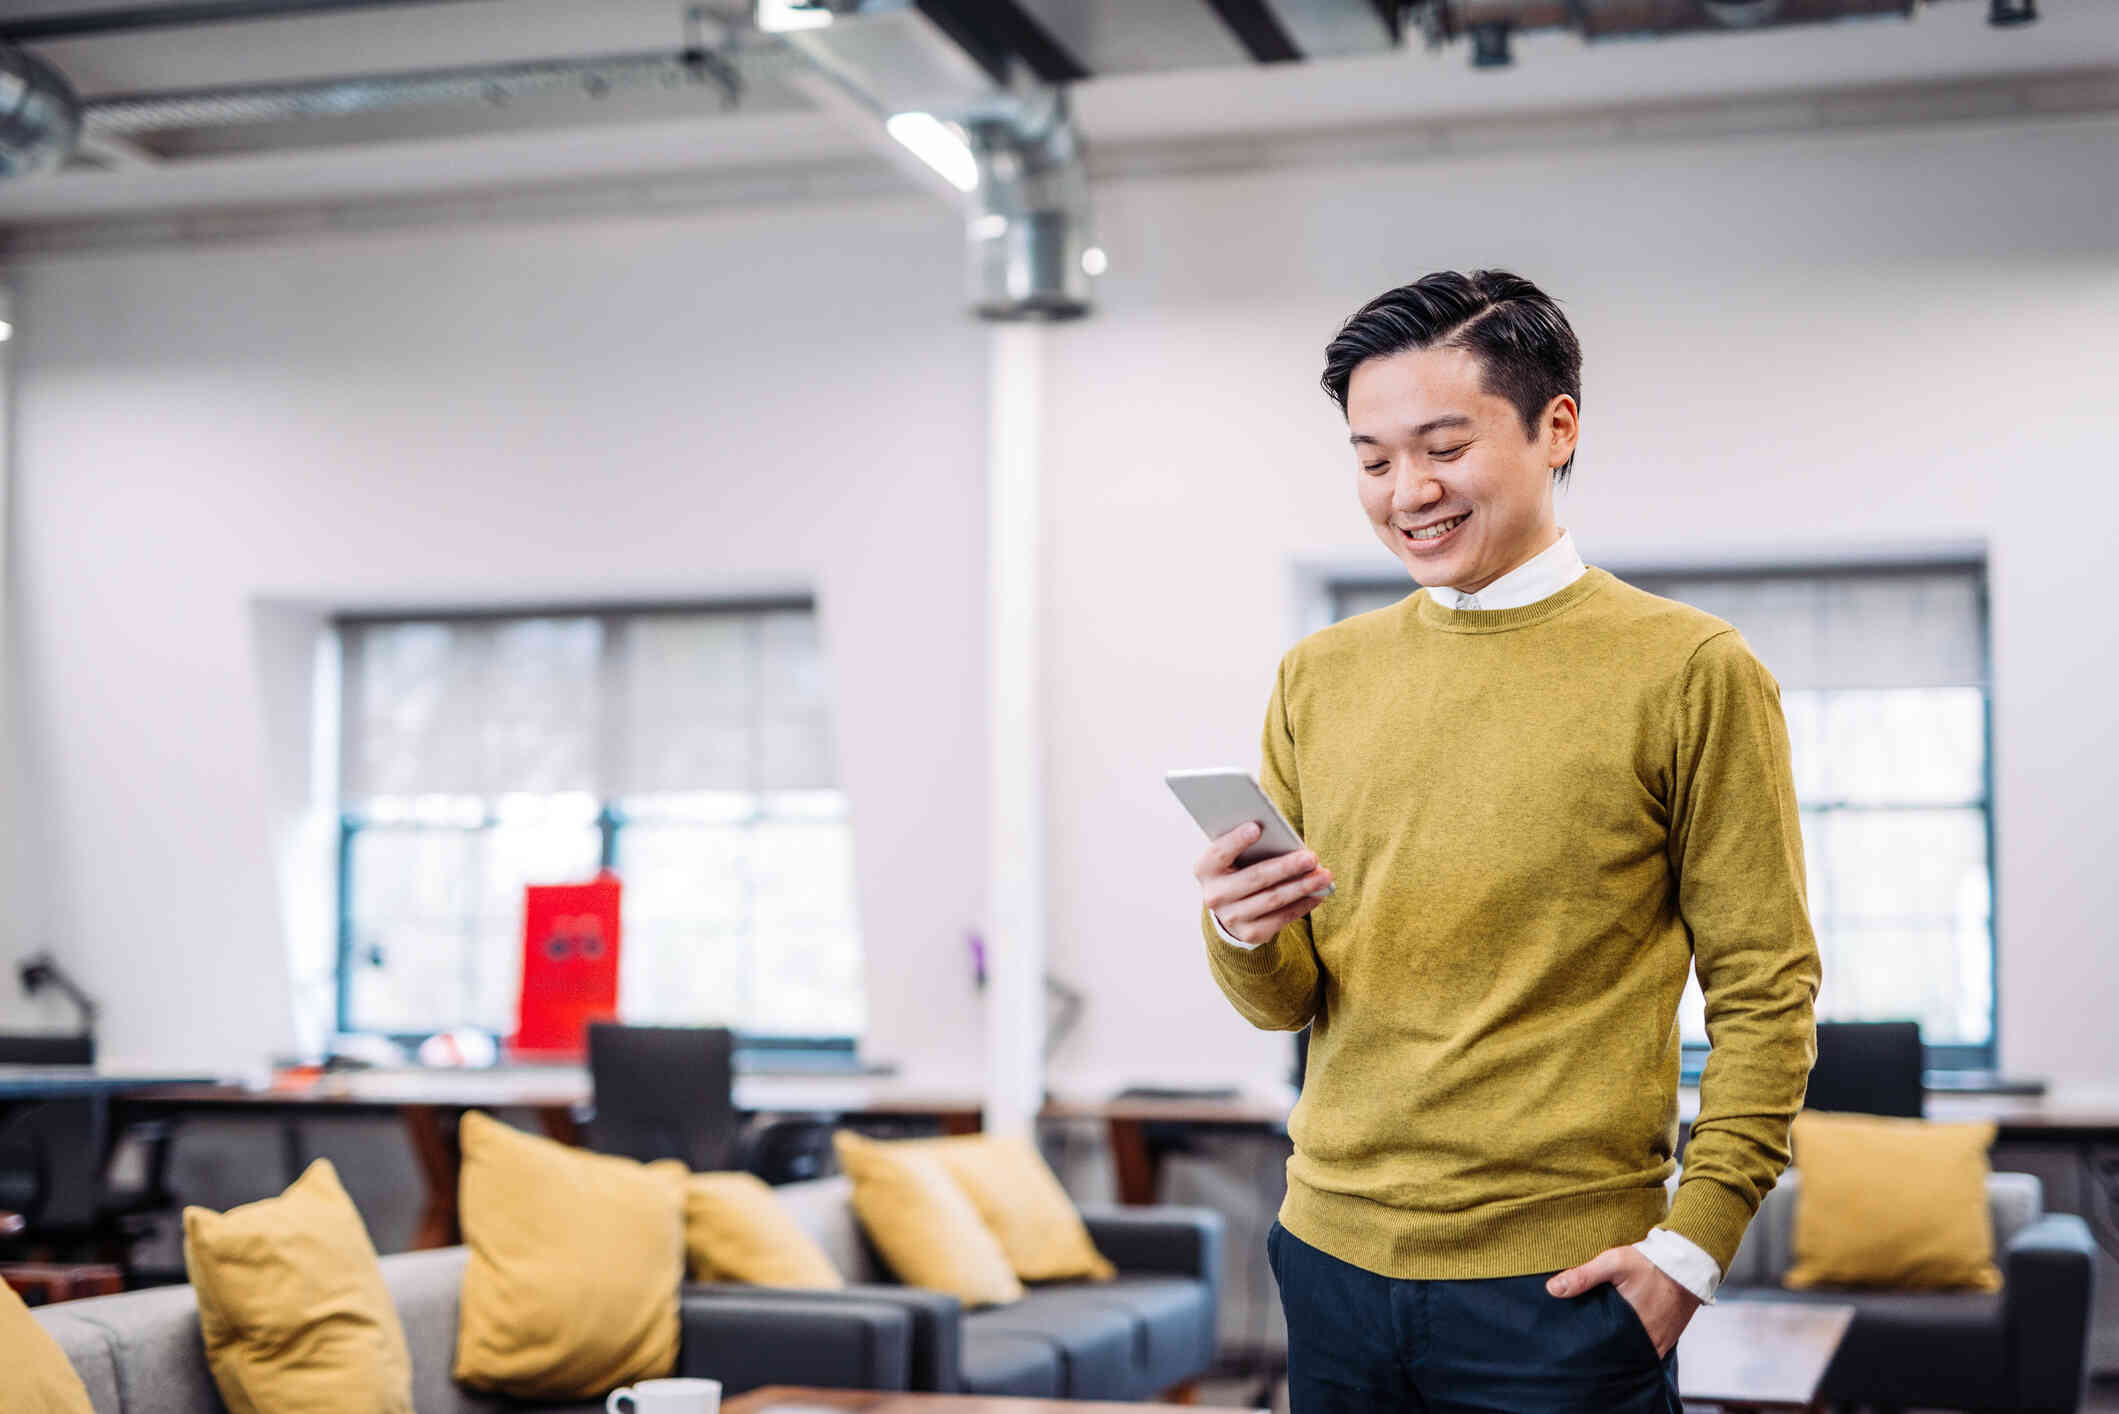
[684,1172,1226,1400]
[31,1245,916,1413]
[28,1170,1223,1411]
[1708,1165,2095,1413]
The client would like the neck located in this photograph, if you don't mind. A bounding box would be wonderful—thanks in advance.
[1450,522,1563,595]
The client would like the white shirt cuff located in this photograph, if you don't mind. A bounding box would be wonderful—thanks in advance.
[1633,1227,1721,1305]
[1209,909,1264,949]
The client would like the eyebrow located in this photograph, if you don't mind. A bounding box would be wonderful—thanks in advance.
[1348,414,1473,446]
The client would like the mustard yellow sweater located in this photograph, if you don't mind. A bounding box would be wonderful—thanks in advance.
[1204,565,1821,1280]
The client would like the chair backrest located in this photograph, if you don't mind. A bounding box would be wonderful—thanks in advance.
[0,1097,113,1229]
[586,1022,740,1172]
[0,1033,96,1065]
[1718,1165,2042,1287]
[1805,1020,1924,1118]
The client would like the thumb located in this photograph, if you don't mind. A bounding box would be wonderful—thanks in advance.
[1545,1249,1624,1297]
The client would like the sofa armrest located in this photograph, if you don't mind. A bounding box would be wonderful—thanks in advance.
[676,1290,913,1395]
[1078,1204,1225,1283]
[2002,1211,2095,1413]
[685,1282,964,1394]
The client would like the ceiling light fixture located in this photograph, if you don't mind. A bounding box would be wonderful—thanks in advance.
[756,0,837,34]
[886,111,978,193]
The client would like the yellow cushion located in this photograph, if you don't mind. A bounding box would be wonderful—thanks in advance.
[0,1277,95,1414]
[683,1171,844,1289]
[181,1157,413,1414]
[1782,1109,2002,1292]
[891,1133,1116,1283]
[452,1110,687,1399]
[831,1129,1023,1308]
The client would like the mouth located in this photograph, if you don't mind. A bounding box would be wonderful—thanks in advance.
[1397,510,1470,553]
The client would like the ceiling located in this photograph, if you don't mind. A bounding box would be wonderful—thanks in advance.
[2,0,2114,234]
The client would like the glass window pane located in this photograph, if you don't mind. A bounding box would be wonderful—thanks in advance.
[1814,808,1987,922]
[1786,688,1984,806]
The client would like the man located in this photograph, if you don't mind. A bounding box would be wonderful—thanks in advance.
[1192,269,1821,1412]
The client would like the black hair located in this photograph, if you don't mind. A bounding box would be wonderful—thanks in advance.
[1320,269,1582,487]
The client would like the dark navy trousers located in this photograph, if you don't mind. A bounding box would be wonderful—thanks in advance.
[1267,1218,1684,1413]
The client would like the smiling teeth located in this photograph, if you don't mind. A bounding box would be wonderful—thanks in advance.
[1408,513,1468,540]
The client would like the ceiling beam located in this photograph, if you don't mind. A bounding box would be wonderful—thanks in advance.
[911,0,1089,85]
[1,0,509,44]
[1200,0,1305,63]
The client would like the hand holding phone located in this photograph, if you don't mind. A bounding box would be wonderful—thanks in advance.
[1167,768,1334,946]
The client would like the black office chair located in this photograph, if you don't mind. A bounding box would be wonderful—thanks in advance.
[0,1034,96,1066]
[585,1022,841,1183]
[1803,1020,1924,1118]
[587,1023,744,1171]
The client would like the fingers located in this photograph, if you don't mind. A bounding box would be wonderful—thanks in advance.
[1209,869,1332,942]
[1211,820,1260,869]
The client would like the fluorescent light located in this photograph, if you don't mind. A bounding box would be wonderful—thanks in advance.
[1080,246,1108,277]
[886,112,978,193]
[757,0,834,31]
[0,321,12,342]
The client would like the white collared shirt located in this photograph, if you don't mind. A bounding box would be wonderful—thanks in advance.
[1210,525,1724,1305]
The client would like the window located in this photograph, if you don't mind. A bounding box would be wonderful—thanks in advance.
[334,602,865,1049]
[1328,561,1995,1075]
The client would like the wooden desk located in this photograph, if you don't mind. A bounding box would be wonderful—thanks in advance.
[118,1074,2119,1246]
[122,1070,986,1249]
[1067,1082,2119,1208]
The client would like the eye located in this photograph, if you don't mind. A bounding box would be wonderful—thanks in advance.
[1433,444,1469,460]
[1362,461,1387,473]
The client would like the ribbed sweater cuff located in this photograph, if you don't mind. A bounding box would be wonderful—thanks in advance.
[1660,1176,1755,1275]
[1199,906,1285,972]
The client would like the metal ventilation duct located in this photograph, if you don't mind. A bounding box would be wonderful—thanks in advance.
[964,86,1094,322]
[0,44,80,177]
[82,47,744,135]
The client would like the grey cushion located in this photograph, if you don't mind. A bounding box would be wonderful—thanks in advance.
[957,1329,1060,1396]
[47,1283,222,1414]
[767,1174,889,1285]
[986,1277,1210,1395]
[965,1289,1138,1399]
[1720,1165,2043,1286]
[29,1309,123,1414]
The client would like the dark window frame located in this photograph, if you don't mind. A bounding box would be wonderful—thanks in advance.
[331,597,862,1061]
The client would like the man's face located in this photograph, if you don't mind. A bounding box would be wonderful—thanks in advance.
[1347,345,1576,596]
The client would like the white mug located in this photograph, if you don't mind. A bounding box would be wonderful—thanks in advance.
[606,1377,722,1414]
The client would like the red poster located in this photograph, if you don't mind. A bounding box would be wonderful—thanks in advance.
[513,870,622,1057]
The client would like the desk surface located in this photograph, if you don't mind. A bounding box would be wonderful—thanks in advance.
[108,1069,2119,1132]
[0,1066,218,1101]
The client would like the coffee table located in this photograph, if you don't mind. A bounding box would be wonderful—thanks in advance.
[1674,1298,1857,1413]
[723,1387,1265,1414]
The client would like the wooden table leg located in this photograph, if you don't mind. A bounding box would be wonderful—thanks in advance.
[536,1104,582,1147]
[401,1105,461,1250]
[1108,1117,1160,1206]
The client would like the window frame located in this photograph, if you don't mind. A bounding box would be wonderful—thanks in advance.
[1325,556,1998,1083]
[330,596,862,1059]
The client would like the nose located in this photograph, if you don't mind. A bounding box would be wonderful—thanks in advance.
[1391,462,1445,513]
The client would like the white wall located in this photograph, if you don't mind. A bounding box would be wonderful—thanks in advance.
[4,193,992,1073]
[7,111,2116,1088]
[1037,115,2119,1094]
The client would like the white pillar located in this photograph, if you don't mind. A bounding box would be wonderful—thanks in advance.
[984,321,1046,1140]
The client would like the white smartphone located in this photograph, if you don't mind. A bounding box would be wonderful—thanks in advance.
[1165,766,1334,898]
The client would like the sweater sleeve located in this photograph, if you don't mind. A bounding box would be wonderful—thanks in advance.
[1655,629,1823,1274]
[1200,652,1323,1032]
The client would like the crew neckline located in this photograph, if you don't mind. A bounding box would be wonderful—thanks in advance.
[1409,564,1612,634]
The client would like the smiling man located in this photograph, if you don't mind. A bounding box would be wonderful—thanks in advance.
[1190,270,1821,1412]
